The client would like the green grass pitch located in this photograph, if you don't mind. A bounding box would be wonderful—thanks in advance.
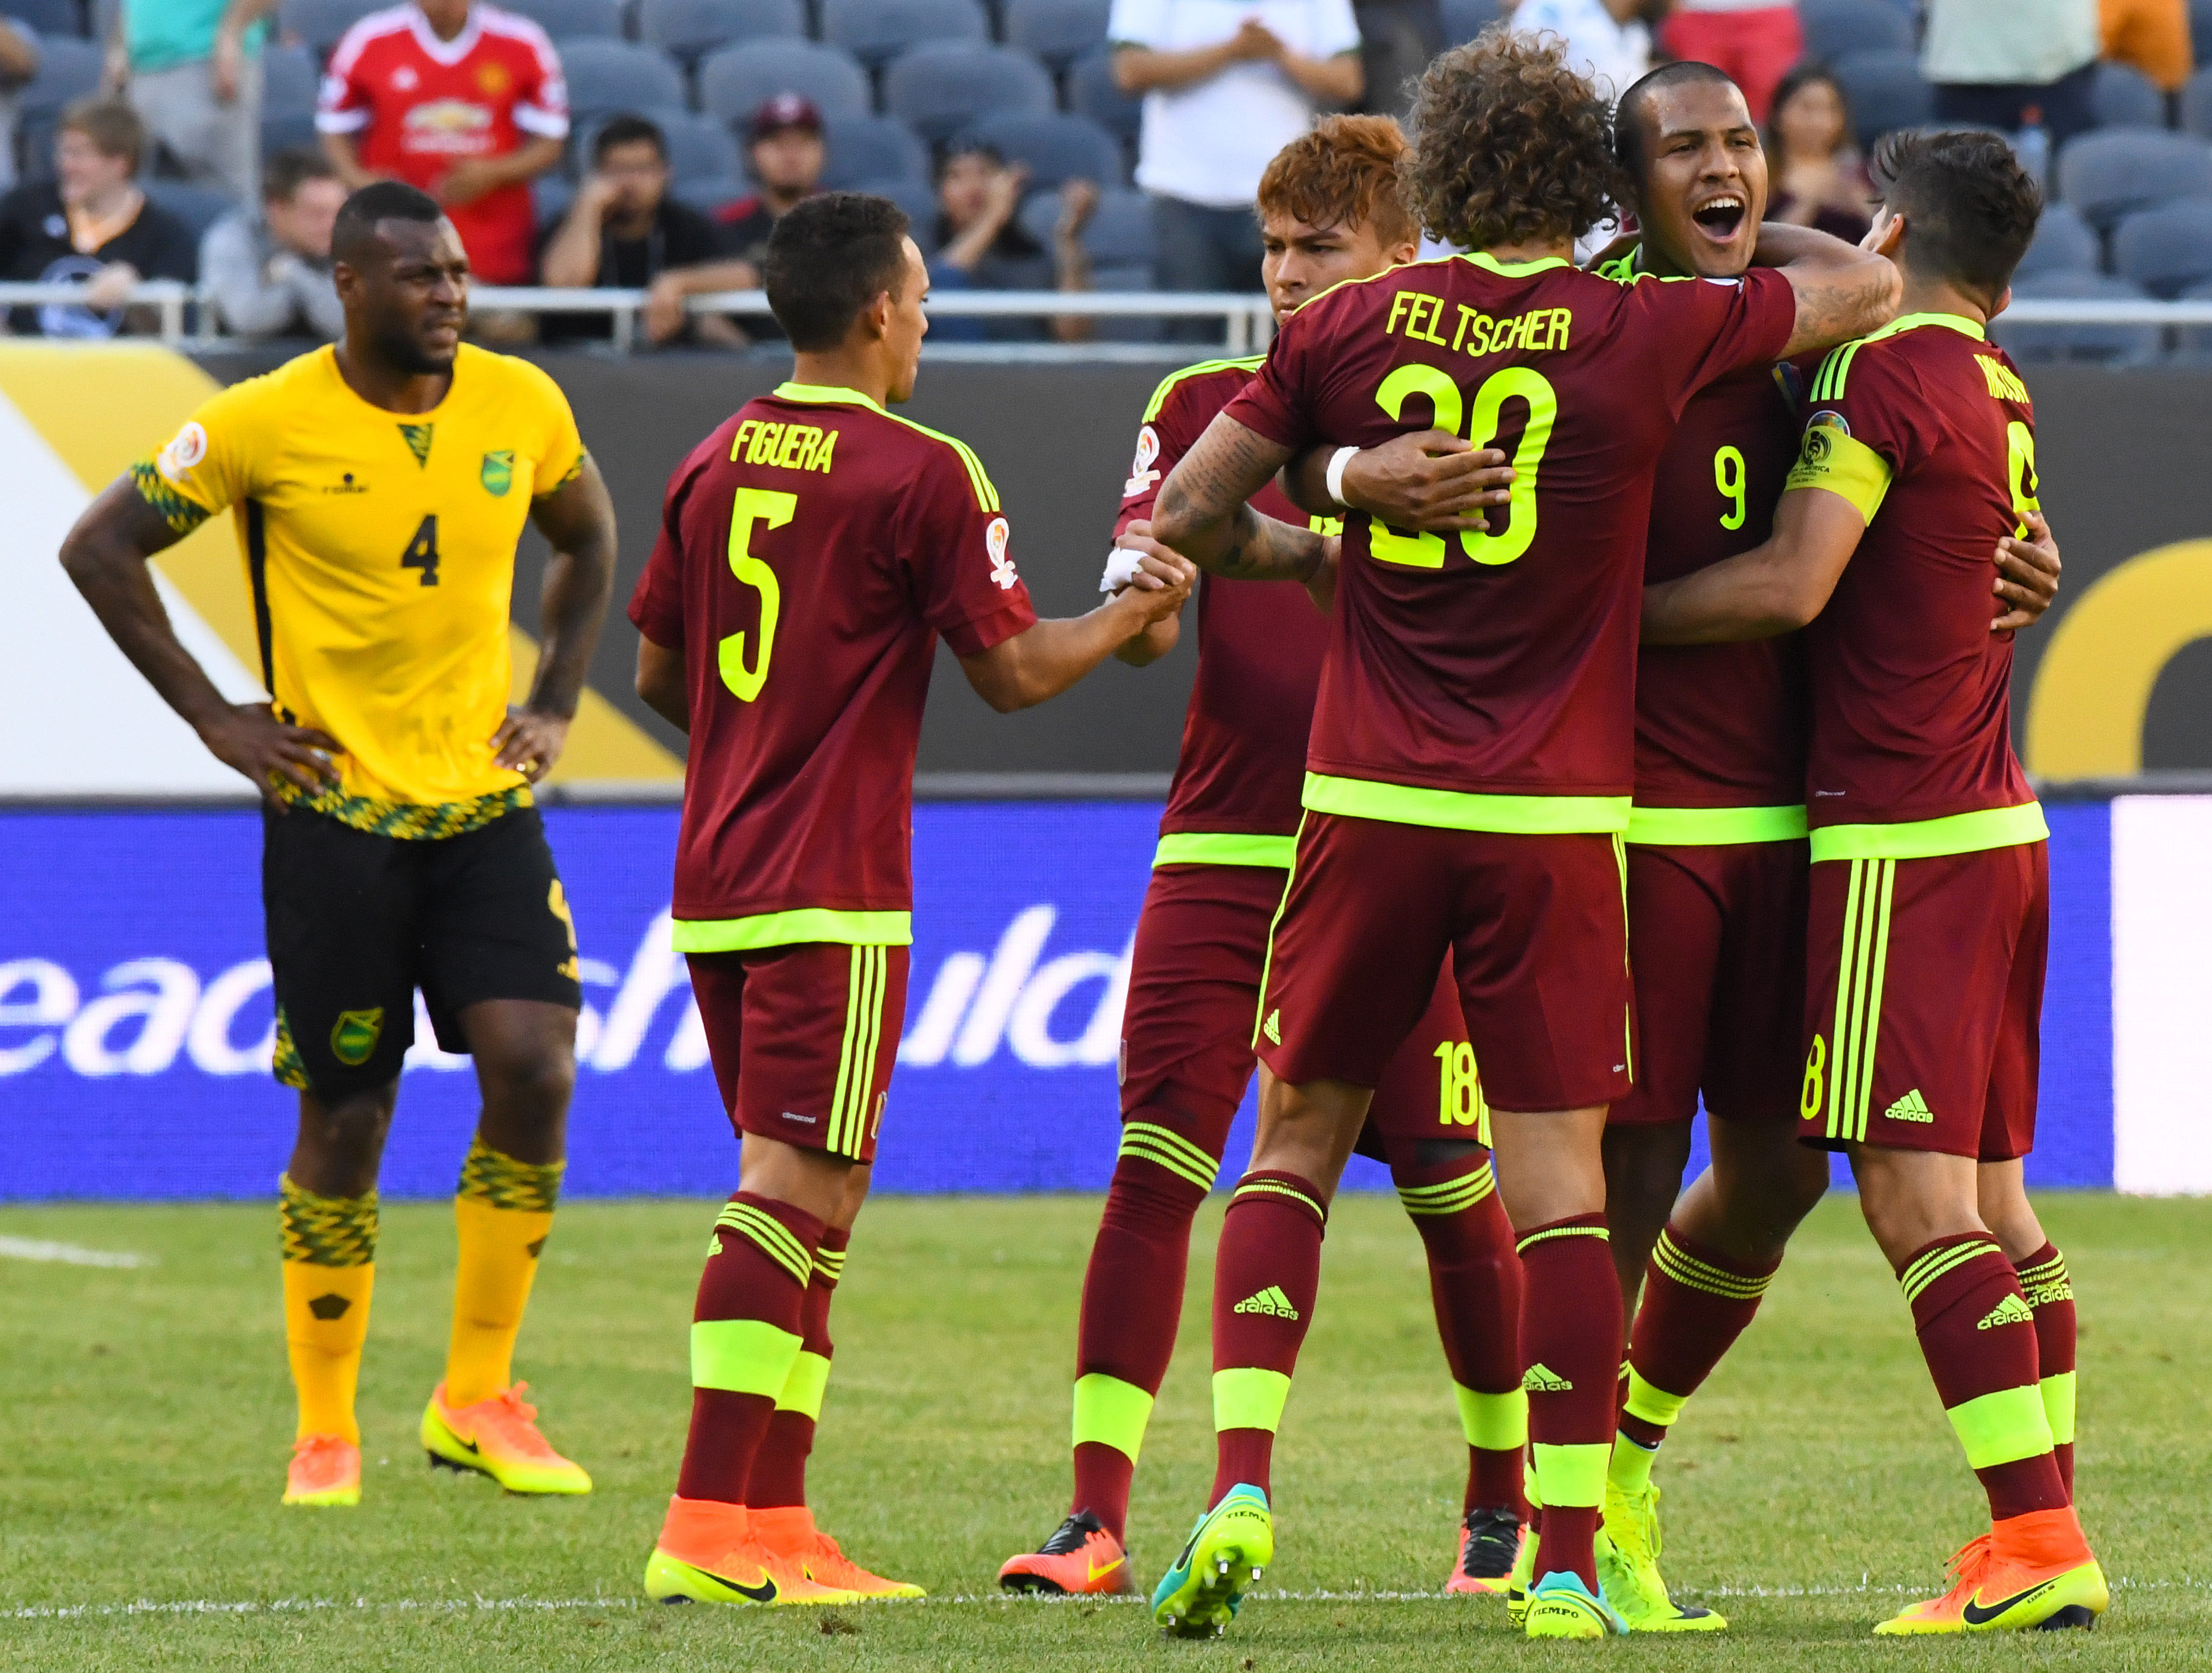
[2,1192,2205,1669]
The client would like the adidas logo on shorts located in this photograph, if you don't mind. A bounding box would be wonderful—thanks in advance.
[1884,1088,1935,1123]
[1262,1009,1281,1045]
[1977,1294,2035,1330]
[1234,1285,1299,1319]
[1521,1362,1573,1393]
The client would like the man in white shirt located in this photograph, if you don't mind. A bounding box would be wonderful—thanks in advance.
[1924,0,2101,150]
[1507,0,1652,103]
[1108,0,1363,320]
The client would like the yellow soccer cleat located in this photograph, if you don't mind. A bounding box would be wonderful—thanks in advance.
[282,1433,361,1507]
[1151,1485,1273,1639]
[1504,1510,1540,1626]
[1597,1480,1726,1630]
[1523,1570,1629,1638]
[421,1381,590,1495]
[752,1505,925,1600]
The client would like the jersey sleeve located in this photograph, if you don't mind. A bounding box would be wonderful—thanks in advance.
[1784,341,1928,525]
[907,445,1037,657]
[1221,305,1328,454]
[1114,370,1213,538]
[127,380,269,536]
[1626,268,1799,410]
[512,358,587,495]
[510,23,571,140]
[314,23,375,135]
[627,443,716,650]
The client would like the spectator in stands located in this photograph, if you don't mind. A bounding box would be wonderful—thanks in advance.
[315,0,568,296]
[2101,0,2195,97]
[540,113,758,347]
[1923,0,2102,150]
[1765,64,1874,243]
[1660,0,1800,121]
[1508,0,1656,102]
[200,147,346,340]
[0,98,196,338]
[0,20,39,192]
[714,93,828,341]
[108,0,272,206]
[1352,0,1444,119]
[927,135,1099,342]
[1109,0,1364,306]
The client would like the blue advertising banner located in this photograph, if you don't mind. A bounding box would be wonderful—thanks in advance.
[0,803,2115,1200]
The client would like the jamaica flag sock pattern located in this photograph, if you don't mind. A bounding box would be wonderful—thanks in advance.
[279,1173,378,1444]
[1897,1233,2067,1522]
[746,1225,849,1510]
[1515,1213,1618,1592]
[2013,1242,2077,1499]
[1619,1224,1781,1451]
[1209,1171,1326,1505]
[676,1192,825,1506]
[444,1137,564,1408]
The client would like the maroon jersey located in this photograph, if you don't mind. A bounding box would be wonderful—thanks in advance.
[1118,356,1332,843]
[1224,254,1797,825]
[628,381,1037,941]
[1786,315,2042,848]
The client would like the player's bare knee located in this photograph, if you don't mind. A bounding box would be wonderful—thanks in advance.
[293,1085,398,1194]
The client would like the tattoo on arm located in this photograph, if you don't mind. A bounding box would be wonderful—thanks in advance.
[1208,503,1327,582]
[1780,261,1900,360]
[1153,413,1298,560]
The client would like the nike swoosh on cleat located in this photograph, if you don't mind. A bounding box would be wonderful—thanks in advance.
[692,1567,778,1603]
[1962,1579,2057,1626]
[1087,1557,1124,1583]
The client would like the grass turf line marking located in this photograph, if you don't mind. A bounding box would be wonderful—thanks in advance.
[0,1236,154,1269]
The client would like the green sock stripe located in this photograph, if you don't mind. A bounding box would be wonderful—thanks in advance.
[714,1205,814,1288]
[1072,1372,1156,1463]
[1946,1383,2056,1469]
[1454,1383,1527,1451]
[774,1349,832,1419]
[1231,1177,1325,1224]
[278,1173,379,1266]
[2040,1370,2078,1446]
[1397,1164,1496,1216]
[2015,1249,2067,1282]
[1119,1123,1221,1191]
[1515,1223,1609,1256]
[1531,1441,1609,1509]
[691,1317,805,1396]
[1651,1231,1772,1300]
[456,1136,565,1214]
[811,1246,847,1285]
[1623,1366,1691,1429]
[1607,1430,1659,1496]
[1213,1367,1293,1433]
[1899,1238,2002,1304]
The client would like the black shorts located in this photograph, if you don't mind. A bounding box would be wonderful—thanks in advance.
[264,804,583,1100]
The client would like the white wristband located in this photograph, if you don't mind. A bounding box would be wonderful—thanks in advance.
[1324,445,1359,509]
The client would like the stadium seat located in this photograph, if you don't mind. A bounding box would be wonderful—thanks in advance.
[143,181,235,245]
[2181,65,2212,138]
[2058,128,2212,229]
[278,0,384,62]
[11,0,85,37]
[2092,60,2167,131]
[637,0,805,64]
[1989,270,2160,366]
[966,110,1124,189]
[2113,200,2212,296]
[1003,0,1111,72]
[1089,258,1163,338]
[2012,201,2099,278]
[672,176,747,217]
[262,43,322,121]
[1066,46,1141,151]
[1830,49,1933,150]
[1439,0,1501,42]
[820,112,930,188]
[822,0,989,69]
[504,0,626,40]
[533,172,575,230]
[698,39,872,124]
[575,106,741,182]
[1019,181,1154,261]
[2175,275,2212,361]
[1799,0,1914,64]
[558,39,687,119]
[853,175,941,251]
[885,42,1054,143]
[259,112,322,162]
[19,37,101,115]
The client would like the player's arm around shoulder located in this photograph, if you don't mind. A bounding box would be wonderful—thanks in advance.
[1757,220,1903,362]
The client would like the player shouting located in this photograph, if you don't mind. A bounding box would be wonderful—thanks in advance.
[997,115,1530,1605]
[61,182,619,1509]
[627,191,1193,1607]
[1641,129,2104,1636]
[1131,31,1897,1640]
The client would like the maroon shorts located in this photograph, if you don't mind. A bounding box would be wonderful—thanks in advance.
[686,942,910,1164]
[1610,839,1809,1126]
[1256,813,1634,1114]
[1799,842,2047,1160]
[1118,860,1477,1169]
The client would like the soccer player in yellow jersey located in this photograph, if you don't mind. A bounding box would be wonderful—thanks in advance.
[60,182,620,1510]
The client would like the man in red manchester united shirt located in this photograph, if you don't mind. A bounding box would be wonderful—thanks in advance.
[317,1,566,286]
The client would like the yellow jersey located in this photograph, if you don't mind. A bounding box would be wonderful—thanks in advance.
[131,343,587,834]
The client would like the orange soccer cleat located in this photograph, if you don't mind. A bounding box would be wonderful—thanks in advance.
[1876,1509,2107,1636]
[752,1505,925,1599]
[421,1381,590,1495]
[282,1433,361,1507]
[1445,1506,1527,1596]
[999,1510,1140,1596]
[643,1497,859,1605]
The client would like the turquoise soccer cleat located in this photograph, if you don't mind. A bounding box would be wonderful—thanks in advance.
[1150,1484,1273,1639]
[1524,1569,1631,1639]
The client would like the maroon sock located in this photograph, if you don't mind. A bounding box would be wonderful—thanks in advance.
[1619,1223,1782,1449]
[1068,1139,1211,1542]
[1898,1234,2068,1522]
[743,1224,847,1510]
[1209,1171,1327,1507]
[2014,1242,2077,1500]
[1516,1213,1622,1592]
[1392,1148,1526,1518]
[675,1192,825,1505]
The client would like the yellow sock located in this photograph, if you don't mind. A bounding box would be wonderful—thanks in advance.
[278,1174,377,1444]
[444,1136,564,1409]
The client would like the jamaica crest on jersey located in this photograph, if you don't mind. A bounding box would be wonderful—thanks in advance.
[986,514,1018,590]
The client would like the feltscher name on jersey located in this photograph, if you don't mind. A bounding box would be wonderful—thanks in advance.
[730,418,839,474]
[1385,291,1572,360]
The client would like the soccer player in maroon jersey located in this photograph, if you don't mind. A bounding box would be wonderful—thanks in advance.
[1129,32,1898,1640]
[1641,130,2105,1635]
[996,116,1532,1606]
[624,191,1194,1608]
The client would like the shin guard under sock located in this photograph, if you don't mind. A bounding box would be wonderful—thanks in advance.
[2014,1243,2077,1499]
[1616,1224,1781,1471]
[1209,1171,1326,1506]
[445,1137,563,1408]
[1516,1214,1621,1591]
[279,1174,376,1444]
[745,1226,847,1510]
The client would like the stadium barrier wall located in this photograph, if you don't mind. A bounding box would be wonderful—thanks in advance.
[1,795,2194,1202]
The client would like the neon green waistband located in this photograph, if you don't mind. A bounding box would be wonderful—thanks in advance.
[1626,804,1808,846]
[1152,831,1298,869]
[1302,772,1631,834]
[1809,801,2048,863]
[670,908,914,952]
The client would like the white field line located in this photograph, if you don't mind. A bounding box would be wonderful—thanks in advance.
[0,1236,154,1269]
[10,1575,2202,1622]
